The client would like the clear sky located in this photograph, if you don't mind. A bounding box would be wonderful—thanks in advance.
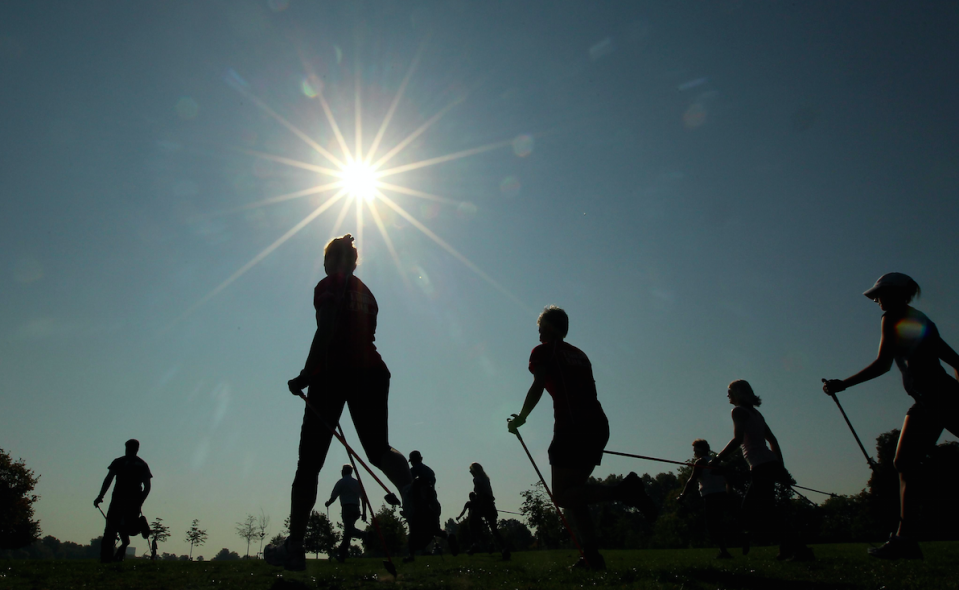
[2,1,958,558]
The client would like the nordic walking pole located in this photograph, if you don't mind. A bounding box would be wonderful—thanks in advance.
[508,417,588,565]
[822,379,877,469]
[337,424,398,577]
[295,392,400,505]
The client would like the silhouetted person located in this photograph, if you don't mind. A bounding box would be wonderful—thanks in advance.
[266,234,412,572]
[323,465,366,563]
[678,439,732,559]
[464,463,510,559]
[507,306,656,570]
[403,451,456,562]
[824,273,959,559]
[94,439,151,563]
[713,380,813,561]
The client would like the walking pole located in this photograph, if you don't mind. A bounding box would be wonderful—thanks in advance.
[822,380,877,469]
[296,392,401,505]
[337,424,398,577]
[509,418,588,566]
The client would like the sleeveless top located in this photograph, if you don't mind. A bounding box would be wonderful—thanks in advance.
[738,407,777,469]
[885,308,954,403]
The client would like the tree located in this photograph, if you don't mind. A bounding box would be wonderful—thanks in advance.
[212,547,241,561]
[236,514,258,558]
[0,449,41,550]
[519,482,566,549]
[149,517,170,558]
[499,518,535,551]
[184,519,208,560]
[256,510,270,557]
[304,510,339,559]
[361,505,406,557]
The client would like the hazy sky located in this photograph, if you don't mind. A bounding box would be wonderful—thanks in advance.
[2,1,958,558]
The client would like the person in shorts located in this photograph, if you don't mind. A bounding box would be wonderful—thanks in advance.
[508,306,656,570]
[94,439,151,563]
[824,273,959,559]
[266,234,412,571]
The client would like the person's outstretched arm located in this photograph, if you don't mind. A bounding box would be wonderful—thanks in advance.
[94,471,114,507]
[324,480,342,508]
[457,502,469,520]
[824,316,895,394]
[764,425,784,465]
[508,369,546,433]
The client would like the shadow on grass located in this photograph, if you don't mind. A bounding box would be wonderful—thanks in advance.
[686,569,857,590]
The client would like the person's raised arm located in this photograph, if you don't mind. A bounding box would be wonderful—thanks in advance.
[456,502,469,520]
[824,315,896,394]
[94,471,115,507]
[507,369,546,433]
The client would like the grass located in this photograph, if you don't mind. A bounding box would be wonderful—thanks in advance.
[2,543,958,590]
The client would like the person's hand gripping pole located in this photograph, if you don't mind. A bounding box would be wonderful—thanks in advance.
[507,414,588,566]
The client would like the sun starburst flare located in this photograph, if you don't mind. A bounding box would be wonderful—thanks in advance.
[177,50,531,324]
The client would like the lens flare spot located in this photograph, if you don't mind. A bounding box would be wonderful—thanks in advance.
[896,318,926,341]
[683,103,706,128]
[589,38,614,61]
[420,202,441,219]
[301,76,319,98]
[512,134,534,157]
[499,176,521,198]
[457,201,478,218]
[176,97,199,120]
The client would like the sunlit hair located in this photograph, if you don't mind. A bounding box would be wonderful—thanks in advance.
[342,464,353,475]
[324,234,358,272]
[692,439,710,452]
[469,462,489,480]
[728,380,762,407]
[537,305,569,338]
[125,439,140,454]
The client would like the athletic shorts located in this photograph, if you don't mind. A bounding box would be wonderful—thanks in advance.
[906,379,959,439]
[548,416,610,469]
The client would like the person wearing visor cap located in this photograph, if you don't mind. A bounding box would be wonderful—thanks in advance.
[823,273,959,560]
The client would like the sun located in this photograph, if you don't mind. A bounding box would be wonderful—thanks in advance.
[175,47,533,323]
[341,160,377,202]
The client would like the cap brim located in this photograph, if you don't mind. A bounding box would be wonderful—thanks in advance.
[863,285,883,300]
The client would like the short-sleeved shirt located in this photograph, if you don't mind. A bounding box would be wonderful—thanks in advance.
[330,476,362,506]
[529,341,606,433]
[695,457,727,497]
[108,455,151,504]
[311,274,387,376]
[885,308,954,401]
[410,463,436,487]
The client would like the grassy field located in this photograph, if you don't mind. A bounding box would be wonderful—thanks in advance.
[3,543,958,590]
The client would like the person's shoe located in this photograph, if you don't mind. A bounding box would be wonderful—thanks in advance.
[716,550,733,559]
[448,533,459,556]
[775,544,793,561]
[570,550,606,571]
[466,544,478,556]
[402,555,415,563]
[787,546,815,562]
[501,550,511,561]
[742,537,750,556]
[264,539,306,571]
[868,534,923,560]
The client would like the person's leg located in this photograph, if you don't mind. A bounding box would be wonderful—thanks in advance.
[551,465,596,546]
[703,493,729,556]
[348,372,411,492]
[115,531,130,561]
[740,464,776,550]
[101,515,119,563]
[339,504,360,557]
[893,412,942,539]
[289,390,347,545]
